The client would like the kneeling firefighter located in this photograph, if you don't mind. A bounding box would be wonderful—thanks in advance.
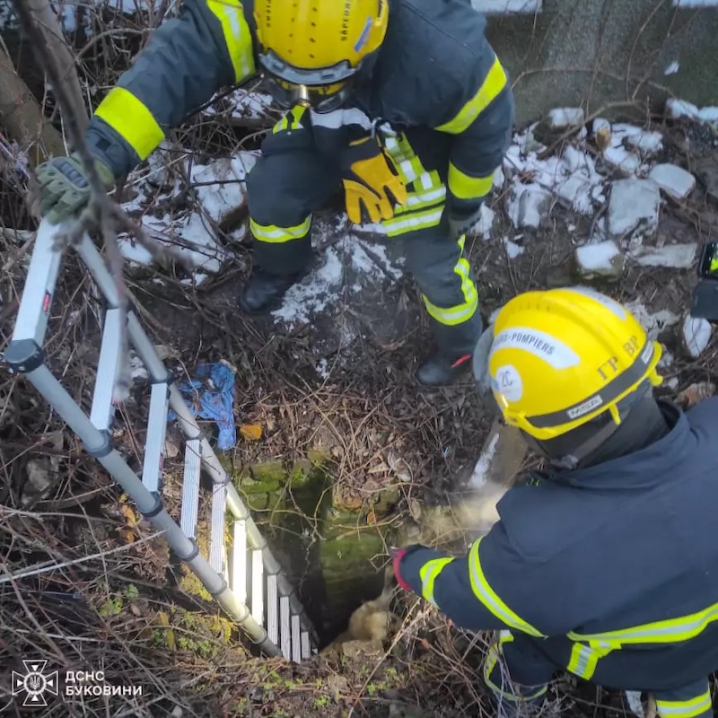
[394,287,718,716]
[34,0,514,386]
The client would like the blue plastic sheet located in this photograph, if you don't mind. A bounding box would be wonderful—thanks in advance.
[169,363,236,450]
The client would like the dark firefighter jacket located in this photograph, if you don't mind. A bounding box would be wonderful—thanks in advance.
[399,399,718,691]
[83,0,513,219]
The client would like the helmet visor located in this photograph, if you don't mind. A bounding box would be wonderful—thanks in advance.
[259,49,359,86]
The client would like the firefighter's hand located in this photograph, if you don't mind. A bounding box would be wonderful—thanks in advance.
[341,135,408,224]
[35,153,115,225]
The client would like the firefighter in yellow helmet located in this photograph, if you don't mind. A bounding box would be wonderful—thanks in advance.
[394,287,718,716]
[34,0,514,386]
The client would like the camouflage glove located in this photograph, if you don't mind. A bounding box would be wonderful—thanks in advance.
[35,153,115,224]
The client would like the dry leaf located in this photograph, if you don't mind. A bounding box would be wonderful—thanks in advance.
[240,424,263,441]
[121,503,138,527]
[119,529,135,544]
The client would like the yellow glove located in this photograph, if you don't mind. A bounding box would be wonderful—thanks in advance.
[341,135,408,224]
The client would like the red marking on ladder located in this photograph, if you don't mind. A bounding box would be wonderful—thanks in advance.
[42,292,52,313]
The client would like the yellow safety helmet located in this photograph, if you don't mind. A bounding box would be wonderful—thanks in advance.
[484,287,663,441]
[253,0,388,112]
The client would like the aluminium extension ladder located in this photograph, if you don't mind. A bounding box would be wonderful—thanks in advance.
[3,219,317,662]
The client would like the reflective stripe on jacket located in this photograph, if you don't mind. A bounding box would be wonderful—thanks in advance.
[399,399,718,689]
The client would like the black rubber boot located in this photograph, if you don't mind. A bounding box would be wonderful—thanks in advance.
[238,268,303,315]
[415,351,473,387]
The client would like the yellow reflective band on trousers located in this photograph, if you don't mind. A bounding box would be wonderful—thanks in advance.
[94,87,165,161]
[249,217,311,243]
[468,537,544,637]
[273,105,308,134]
[483,631,548,703]
[567,598,718,647]
[448,163,494,201]
[566,642,614,680]
[435,55,508,134]
[419,557,454,607]
[206,0,255,82]
[656,690,713,718]
[422,252,478,326]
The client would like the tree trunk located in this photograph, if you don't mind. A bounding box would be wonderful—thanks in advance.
[26,0,88,133]
[0,42,66,166]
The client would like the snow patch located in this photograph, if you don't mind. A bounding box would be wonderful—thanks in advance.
[664,61,680,76]
[547,107,585,129]
[272,248,344,325]
[504,238,525,258]
[626,302,681,340]
[468,432,500,489]
[683,316,712,358]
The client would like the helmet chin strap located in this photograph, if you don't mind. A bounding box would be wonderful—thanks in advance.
[526,380,653,471]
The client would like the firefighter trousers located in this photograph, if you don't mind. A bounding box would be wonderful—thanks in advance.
[245,121,482,359]
[483,631,714,718]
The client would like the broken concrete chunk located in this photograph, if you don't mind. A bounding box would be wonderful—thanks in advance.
[630,242,697,269]
[683,316,712,358]
[575,240,624,279]
[648,164,696,200]
[625,302,680,341]
[507,183,552,229]
[666,98,700,121]
[556,174,596,215]
[603,146,641,175]
[624,130,663,158]
[548,107,585,129]
[608,179,661,239]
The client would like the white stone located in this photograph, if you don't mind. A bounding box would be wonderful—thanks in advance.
[631,243,698,269]
[507,183,552,229]
[682,316,712,358]
[698,107,718,125]
[548,107,585,128]
[608,179,661,239]
[648,164,696,200]
[575,240,624,278]
[625,130,663,157]
[603,146,641,174]
[556,173,596,215]
[666,98,700,120]
[625,302,680,341]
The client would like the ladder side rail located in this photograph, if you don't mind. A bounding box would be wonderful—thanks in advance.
[167,386,319,644]
[8,362,280,658]
[8,221,68,352]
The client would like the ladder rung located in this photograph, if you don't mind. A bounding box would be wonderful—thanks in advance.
[291,615,301,663]
[141,382,169,493]
[11,219,66,347]
[180,438,201,538]
[301,631,311,660]
[230,519,247,604]
[280,596,291,659]
[209,483,226,573]
[251,549,264,626]
[90,307,123,433]
[267,574,279,645]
